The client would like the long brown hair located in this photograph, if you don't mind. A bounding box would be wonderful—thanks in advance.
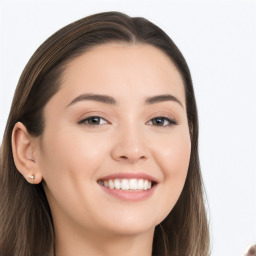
[0,11,210,256]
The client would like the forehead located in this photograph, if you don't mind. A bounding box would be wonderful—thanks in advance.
[64,42,183,81]
[51,42,186,108]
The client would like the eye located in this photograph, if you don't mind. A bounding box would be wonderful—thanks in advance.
[148,116,177,127]
[78,116,108,126]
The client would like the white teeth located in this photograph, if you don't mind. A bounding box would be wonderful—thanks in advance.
[104,180,109,188]
[114,179,121,189]
[137,179,144,190]
[109,179,114,189]
[121,179,129,190]
[143,180,149,190]
[129,179,137,190]
[99,178,153,191]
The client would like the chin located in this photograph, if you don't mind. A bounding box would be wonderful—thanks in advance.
[97,212,161,237]
[108,223,155,237]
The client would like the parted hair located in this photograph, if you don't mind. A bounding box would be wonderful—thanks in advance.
[0,11,210,256]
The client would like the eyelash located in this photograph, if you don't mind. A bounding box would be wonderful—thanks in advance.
[78,116,177,127]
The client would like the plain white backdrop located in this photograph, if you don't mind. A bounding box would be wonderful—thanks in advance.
[1,0,256,255]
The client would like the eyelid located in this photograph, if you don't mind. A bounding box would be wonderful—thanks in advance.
[77,111,109,121]
[147,116,177,127]
[78,114,110,127]
[148,111,177,121]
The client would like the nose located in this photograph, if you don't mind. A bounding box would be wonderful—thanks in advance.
[110,125,149,164]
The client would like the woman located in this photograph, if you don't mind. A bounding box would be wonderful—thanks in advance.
[0,11,210,256]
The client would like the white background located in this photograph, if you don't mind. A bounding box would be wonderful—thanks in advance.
[0,0,255,255]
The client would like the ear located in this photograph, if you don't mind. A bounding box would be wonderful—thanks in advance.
[12,122,43,184]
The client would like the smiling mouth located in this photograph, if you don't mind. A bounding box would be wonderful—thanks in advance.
[97,178,156,191]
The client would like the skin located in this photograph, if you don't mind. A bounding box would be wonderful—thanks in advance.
[13,43,191,256]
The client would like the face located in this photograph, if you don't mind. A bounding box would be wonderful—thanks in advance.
[35,43,191,238]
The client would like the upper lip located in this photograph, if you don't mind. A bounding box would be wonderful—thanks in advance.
[97,172,159,184]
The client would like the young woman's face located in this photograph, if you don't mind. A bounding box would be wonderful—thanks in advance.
[35,43,191,238]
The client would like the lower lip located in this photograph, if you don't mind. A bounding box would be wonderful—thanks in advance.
[99,184,157,202]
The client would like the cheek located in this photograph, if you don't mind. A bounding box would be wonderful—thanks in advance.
[38,128,111,220]
[154,127,191,174]
[152,127,191,208]
[37,127,111,199]
[41,128,107,172]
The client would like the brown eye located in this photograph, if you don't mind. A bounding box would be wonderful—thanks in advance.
[149,117,177,127]
[79,116,108,126]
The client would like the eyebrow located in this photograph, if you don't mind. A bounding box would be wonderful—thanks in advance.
[67,93,183,108]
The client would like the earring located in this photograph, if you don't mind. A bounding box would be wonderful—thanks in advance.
[28,175,35,182]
